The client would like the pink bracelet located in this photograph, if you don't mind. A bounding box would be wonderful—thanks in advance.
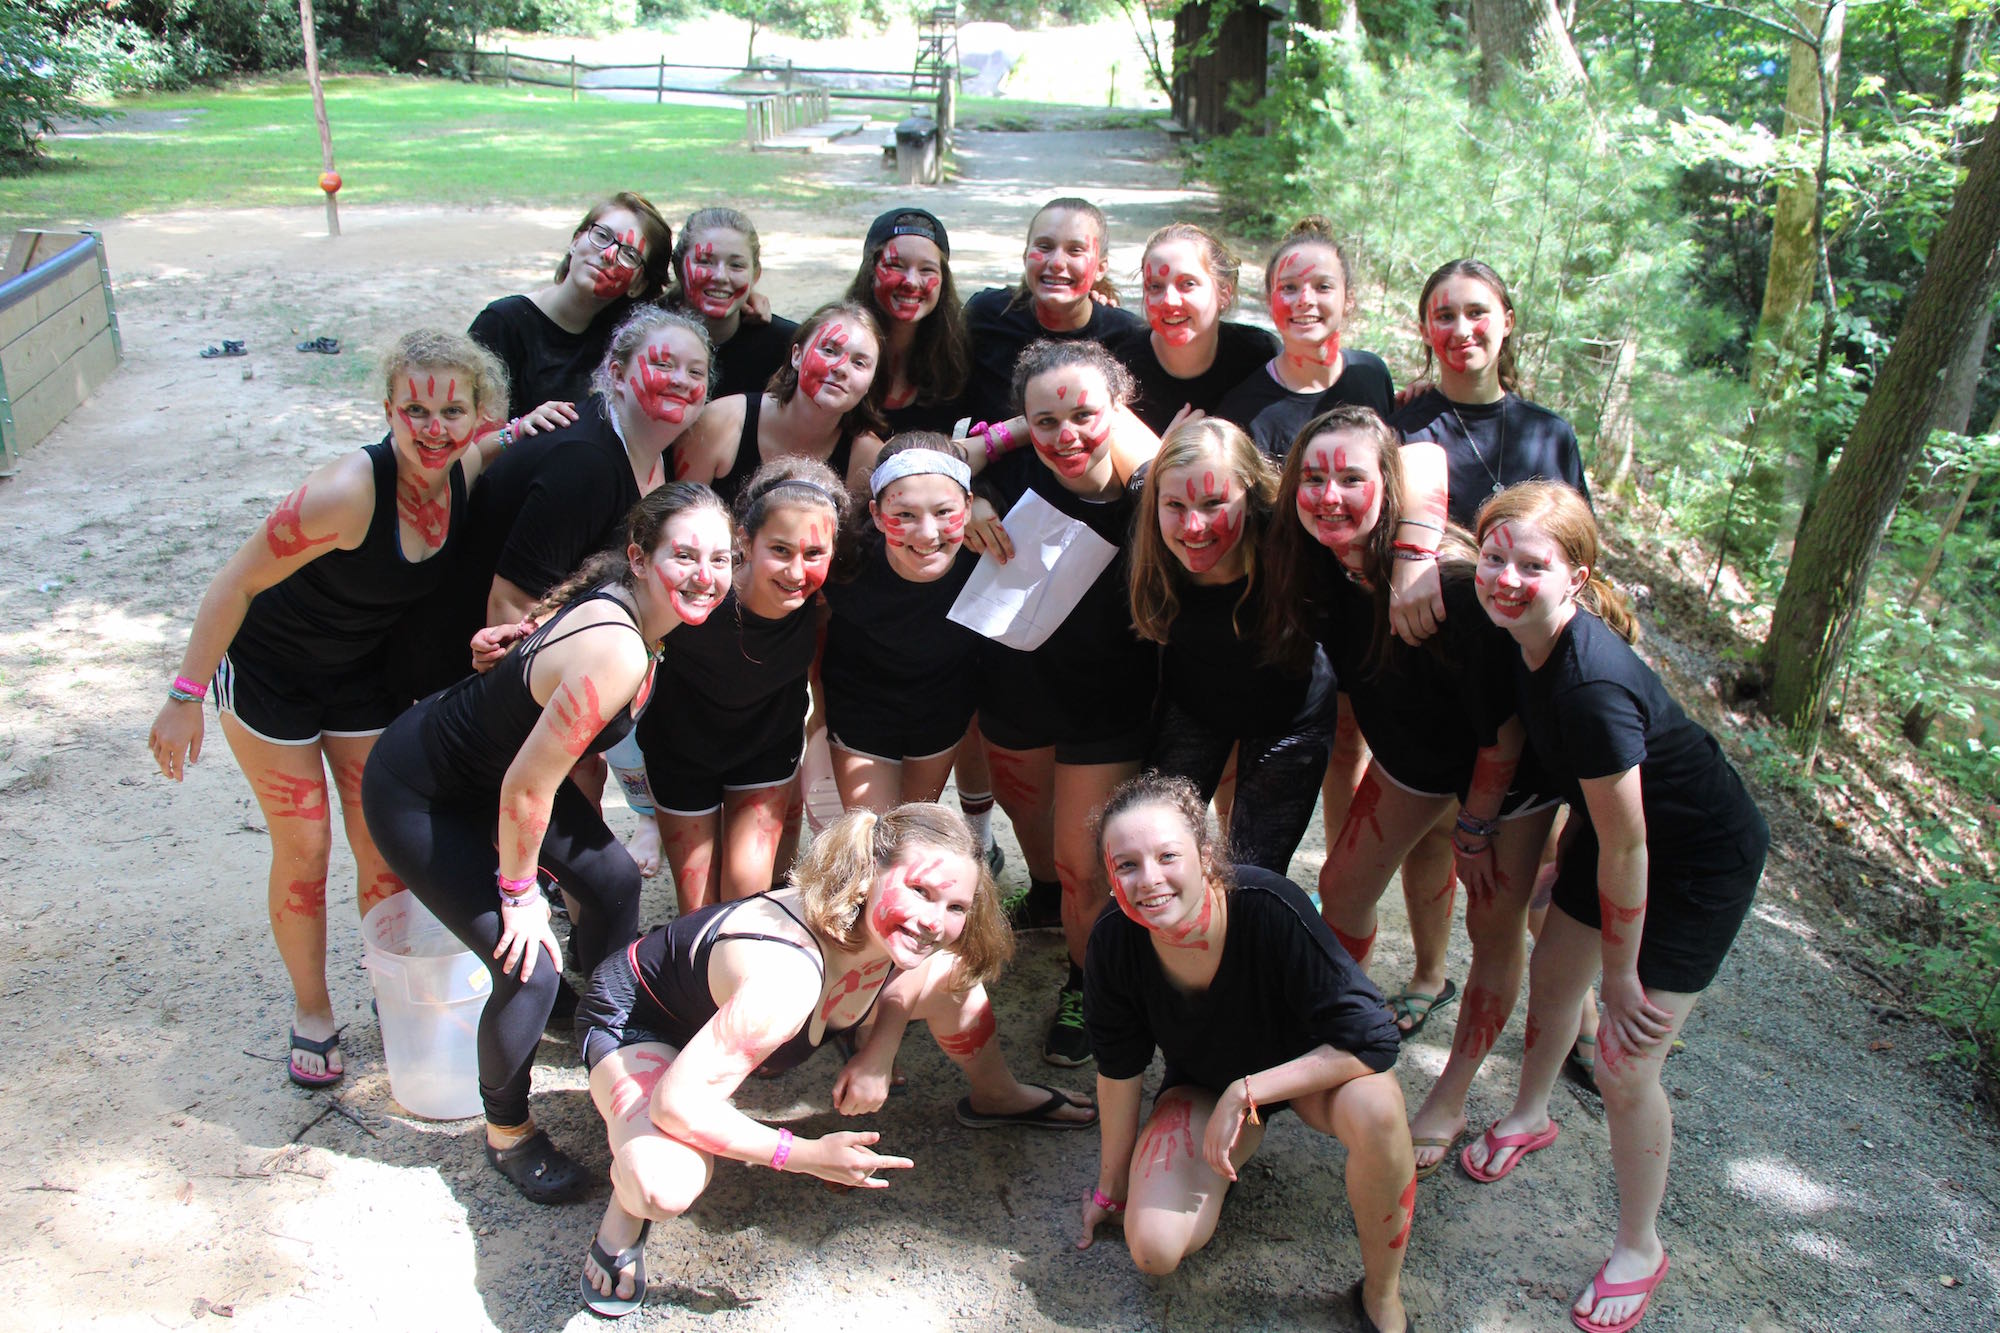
[496,870,537,899]
[770,1127,793,1170]
[172,675,208,700]
[1091,1187,1125,1213]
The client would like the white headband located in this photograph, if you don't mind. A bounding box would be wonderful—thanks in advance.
[869,448,972,497]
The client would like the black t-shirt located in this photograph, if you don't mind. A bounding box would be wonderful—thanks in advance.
[1213,350,1395,459]
[1105,321,1281,435]
[468,294,634,423]
[1084,867,1400,1096]
[1392,390,1589,530]
[1162,575,1331,736]
[474,397,640,599]
[881,393,967,439]
[1516,611,1764,872]
[714,314,799,403]
[1319,566,1520,798]
[822,535,981,702]
[962,287,1144,425]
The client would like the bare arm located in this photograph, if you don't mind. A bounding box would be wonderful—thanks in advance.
[1107,405,1162,485]
[1578,767,1671,1057]
[1389,440,1449,645]
[1202,1044,1381,1179]
[1078,1072,1144,1247]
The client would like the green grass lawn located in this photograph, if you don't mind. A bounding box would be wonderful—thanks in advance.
[1,75,832,229]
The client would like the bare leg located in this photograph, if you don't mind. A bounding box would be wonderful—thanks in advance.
[1396,814,1457,1021]
[773,776,804,887]
[220,716,340,1079]
[1409,807,1553,1170]
[582,1042,713,1303]
[1462,906,1598,1178]
[719,783,790,901]
[656,808,720,917]
[832,745,902,815]
[1054,760,1142,969]
[324,733,404,916]
[1120,1088,1265,1275]
[1297,1072,1415,1332]
[1319,698,1368,846]
[1211,742,1239,835]
[1316,763,1452,970]
[903,959,1092,1120]
[986,743,1057,883]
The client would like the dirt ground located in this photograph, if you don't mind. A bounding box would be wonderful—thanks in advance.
[2,126,1997,1332]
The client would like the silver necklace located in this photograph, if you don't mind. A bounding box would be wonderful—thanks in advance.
[1448,399,1508,496]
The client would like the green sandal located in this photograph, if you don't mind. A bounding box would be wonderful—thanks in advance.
[1387,979,1458,1038]
[1564,1033,1599,1094]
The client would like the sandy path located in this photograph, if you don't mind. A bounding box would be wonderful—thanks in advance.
[0,127,1995,1332]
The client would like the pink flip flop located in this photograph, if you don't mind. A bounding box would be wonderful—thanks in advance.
[1459,1119,1559,1182]
[1570,1253,1669,1333]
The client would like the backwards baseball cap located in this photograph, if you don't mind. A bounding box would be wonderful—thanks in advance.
[864,207,950,260]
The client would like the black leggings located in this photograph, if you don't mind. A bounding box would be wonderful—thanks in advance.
[362,719,641,1126]
[1147,696,1334,876]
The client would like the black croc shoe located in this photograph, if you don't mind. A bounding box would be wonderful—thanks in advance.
[487,1129,590,1204]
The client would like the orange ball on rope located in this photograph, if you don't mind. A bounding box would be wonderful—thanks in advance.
[319,171,343,195]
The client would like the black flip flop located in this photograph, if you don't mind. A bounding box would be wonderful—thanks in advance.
[1564,1033,1600,1094]
[580,1218,652,1318]
[1388,978,1458,1038]
[287,1026,344,1089]
[296,336,341,354]
[1350,1279,1421,1333]
[954,1083,1095,1130]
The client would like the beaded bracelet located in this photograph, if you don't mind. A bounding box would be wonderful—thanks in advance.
[770,1127,794,1170]
[1455,810,1501,839]
[1090,1187,1125,1213]
[1390,548,1439,563]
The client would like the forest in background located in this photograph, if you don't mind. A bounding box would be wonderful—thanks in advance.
[8,0,2000,1085]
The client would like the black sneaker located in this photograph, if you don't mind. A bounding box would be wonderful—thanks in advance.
[1043,983,1092,1067]
[1006,879,1063,933]
[984,839,1006,878]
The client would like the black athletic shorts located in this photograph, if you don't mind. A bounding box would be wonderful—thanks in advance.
[823,672,975,764]
[575,945,676,1072]
[1550,812,1769,994]
[977,648,1155,766]
[642,710,806,816]
[213,648,402,745]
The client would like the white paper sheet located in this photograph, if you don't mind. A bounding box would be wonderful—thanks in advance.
[947,489,1118,651]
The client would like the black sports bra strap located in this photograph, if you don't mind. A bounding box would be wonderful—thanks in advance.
[524,589,646,658]
[711,895,826,976]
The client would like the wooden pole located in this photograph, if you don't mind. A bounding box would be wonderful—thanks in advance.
[657,54,666,103]
[296,0,339,237]
[570,54,578,102]
[503,45,512,88]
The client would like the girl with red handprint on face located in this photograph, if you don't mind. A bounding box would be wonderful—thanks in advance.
[1262,405,1560,1184]
[1126,416,1334,876]
[1462,483,1767,1333]
[1079,775,1413,1333]
[148,331,511,1092]
[664,207,797,402]
[362,485,735,1206]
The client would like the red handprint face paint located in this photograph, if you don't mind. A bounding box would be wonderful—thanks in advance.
[1475,519,1576,630]
[1156,456,1247,577]
[1022,207,1105,329]
[1266,242,1346,366]
[794,320,877,409]
[573,206,649,301]
[1425,274,1511,376]
[388,371,479,471]
[874,471,968,582]
[681,227,755,320]
[641,507,733,626]
[1024,366,1113,481]
[626,327,710,427]
[871,235,945,323]
[1141,238,1221,349]
[866,847,978,967]
[1294,429,1382,561]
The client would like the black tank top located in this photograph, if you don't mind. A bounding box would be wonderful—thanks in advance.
[713,392,856,507]
[233,440,467,672]
[627,894,891,1075]
[415,587,650,800]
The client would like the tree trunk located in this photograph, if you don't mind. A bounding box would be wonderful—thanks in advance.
[1470,0,1586,97]
[1767,99,2000,746]
[1747,1,1846,401]
[1929,275,1995,437]
[1596,333,1639,493]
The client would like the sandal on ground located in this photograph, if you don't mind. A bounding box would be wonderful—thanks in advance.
[296,336,341,354]
[287,1026,344,1089]
[1387,978,1458,1038]
[1412,1131,1462,1181]
[1460,1119,1559,1183]
[1570,1252,1669,1333]
[199,340,246,358]
[1564,1033,1600,1094]
[1349,1278,1421,1333]
[486,1128,590,1204]
[580,1218,653,1318]
[955,1084,1096,1130]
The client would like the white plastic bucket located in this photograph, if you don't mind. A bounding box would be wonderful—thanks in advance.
[361,891,491,1120]
[800,726,846,832]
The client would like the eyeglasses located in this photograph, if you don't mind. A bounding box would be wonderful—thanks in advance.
[582,223,645,270]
